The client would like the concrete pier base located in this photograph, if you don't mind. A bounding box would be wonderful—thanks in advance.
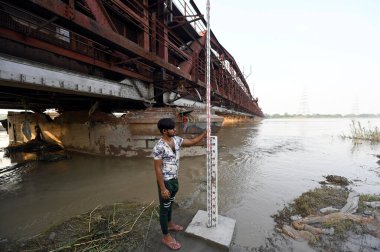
[185,210,236,249]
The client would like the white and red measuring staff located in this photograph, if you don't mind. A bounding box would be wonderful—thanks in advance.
[205,0,218,228]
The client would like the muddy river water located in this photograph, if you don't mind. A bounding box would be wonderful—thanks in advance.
[0,118,380,250]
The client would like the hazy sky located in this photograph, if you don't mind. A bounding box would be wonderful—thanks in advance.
[195,0,380,115]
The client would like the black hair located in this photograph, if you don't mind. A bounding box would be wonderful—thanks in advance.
[157,118,175,133]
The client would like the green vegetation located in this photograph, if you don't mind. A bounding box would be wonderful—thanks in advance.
[289,187,348,217]
[357,194,380,213]
[322,219,361,239]
[341,120,380,142]
[272,186,348,226]
[324,175,350,186]
[273,186,380,251]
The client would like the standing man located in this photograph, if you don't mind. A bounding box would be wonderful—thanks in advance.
[153,118,206,250]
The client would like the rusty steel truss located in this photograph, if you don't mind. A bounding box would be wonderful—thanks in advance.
[0,0,263,116]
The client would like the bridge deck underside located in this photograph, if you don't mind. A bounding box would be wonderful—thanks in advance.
[0,0,263,117]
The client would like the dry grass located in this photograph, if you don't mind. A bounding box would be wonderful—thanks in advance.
[341,120,380,142]
[357,194,380,214]
[4,201,159,252]
[272,186,348,226]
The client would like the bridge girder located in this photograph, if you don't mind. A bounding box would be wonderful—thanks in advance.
[0,0,263,116]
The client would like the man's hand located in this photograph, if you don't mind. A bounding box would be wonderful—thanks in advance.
[182,130,208,147]
[161,188,170,199]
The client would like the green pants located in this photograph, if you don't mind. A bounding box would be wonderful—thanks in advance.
[158,178,179,235]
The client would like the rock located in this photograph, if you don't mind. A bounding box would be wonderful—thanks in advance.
[320,206,339,214]
[299,230,317,244]
[292,220,324,235]
[325,175,349,186]
[322,227,334,235]
[364,201,380,208]
[363,210,373,216]
[364,220,380,239]
[292,220,305,230]
[290,215,302,221]
[48,232,56,240]
[302,212,365,225]
[38,152,70,162]
[343,233,380,251]
[282,225,303,241]
[303,224,324,235]
[341,191,360,214]
[375,209,380,221]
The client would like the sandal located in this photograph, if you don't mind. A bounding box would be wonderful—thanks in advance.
[168,224,184,232]
[162,238,181,250]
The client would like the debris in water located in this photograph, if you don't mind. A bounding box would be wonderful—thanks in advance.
[364,201,380,208]
[340,191,360,214]
[4,140,68,162]
[290,215,302,221]
[323,175,350,186]
[273,186,380,251]
[319,206,339,214]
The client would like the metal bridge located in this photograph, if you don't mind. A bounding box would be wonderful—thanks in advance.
[0,0,263,117]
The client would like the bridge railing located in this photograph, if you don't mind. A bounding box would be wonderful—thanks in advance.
[0,2,119,67]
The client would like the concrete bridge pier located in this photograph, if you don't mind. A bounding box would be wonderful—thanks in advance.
[5,108,224,159]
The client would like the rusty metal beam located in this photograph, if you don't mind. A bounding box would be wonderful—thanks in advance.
[26,16,58,36]
[106,0,146,27]
[28,0,192,81]
[101,0,149,51]
[169,16,203,29]
[113,57,142,66]
[141,0,149,51]
[87,0,117,32]
[178,33,206,74]
[0,27,153,82]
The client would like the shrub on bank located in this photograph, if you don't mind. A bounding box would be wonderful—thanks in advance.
[341,120,380,142]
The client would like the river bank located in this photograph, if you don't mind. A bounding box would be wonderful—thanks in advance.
[0,202,227,252]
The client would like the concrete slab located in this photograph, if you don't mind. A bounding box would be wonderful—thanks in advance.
[185,210,236,249]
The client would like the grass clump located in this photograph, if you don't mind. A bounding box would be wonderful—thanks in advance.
[323,219,358,238]
[292,187,348,217]
[359,194,380,202]
[357,194,380,213]
[324,175,350,186]
[3,201,159,252]
[273,187,348,226]
[341,120,380,142]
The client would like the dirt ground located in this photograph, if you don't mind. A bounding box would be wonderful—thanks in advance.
[0,203,227,252]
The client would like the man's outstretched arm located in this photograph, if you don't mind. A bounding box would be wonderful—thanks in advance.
[182,130,207,147]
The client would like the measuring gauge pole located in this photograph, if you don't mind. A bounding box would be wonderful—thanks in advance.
[206,0,218,228]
